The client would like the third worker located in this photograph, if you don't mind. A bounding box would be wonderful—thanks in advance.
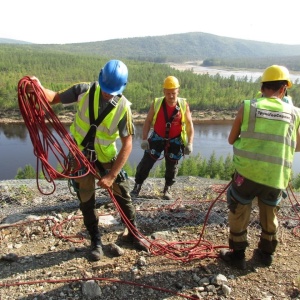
[131,76,194,200]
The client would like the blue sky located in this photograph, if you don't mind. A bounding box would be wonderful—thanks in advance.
[1,0,300,45]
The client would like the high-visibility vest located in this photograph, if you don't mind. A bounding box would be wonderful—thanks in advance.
[233,97,300,189]
[70,83,132,162]
[152,97,188,145]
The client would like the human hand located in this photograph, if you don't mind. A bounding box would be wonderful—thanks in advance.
[26,76,42,93]
[30,76,41,86]
[97,174,114,189]
[184,143,193,155]
[141,140,150,150]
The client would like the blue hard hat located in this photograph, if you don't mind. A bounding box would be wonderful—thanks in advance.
[98,60,128,95]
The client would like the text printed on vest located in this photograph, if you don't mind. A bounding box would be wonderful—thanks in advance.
[256,109,292,123]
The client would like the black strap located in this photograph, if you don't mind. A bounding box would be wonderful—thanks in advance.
[162,99,180,139]
[81,83,118,148]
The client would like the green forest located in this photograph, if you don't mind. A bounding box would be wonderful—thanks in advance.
[1,45,300,114]
[3,32,300,68]
[2,44,300,188]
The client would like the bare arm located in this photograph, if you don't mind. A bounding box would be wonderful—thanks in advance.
[97,135,132,189]
[110,135,132,178]
[142,102,155,140]
[228,104,243,145]
[296,126,300,152]
[42,87,61,105]
[27,77,61,104]
[185,103,194,144]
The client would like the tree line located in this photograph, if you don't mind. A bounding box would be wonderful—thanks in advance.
[15,153,300,191]
[1,45,300,114]
[15,153,235,182]
[3,32,300,66]
[4,44,300,188]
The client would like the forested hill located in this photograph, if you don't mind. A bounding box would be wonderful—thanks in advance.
[1,32,300,113]
[46,32,300,62]
[0,38,31,44]
[1,32,300,70]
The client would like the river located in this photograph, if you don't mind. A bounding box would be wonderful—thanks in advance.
[1,123,300,180]
[170,63,300,82]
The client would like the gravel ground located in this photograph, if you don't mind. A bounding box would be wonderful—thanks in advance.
[0,177,300,300]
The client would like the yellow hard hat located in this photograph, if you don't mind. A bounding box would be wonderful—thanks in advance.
[163,76,180,89]
[261,65,292,88]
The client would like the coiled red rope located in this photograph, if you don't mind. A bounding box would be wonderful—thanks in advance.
[17,76,97,194]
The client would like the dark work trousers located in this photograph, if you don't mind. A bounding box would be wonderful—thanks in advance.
[134,133,183,187]
[226,172,282,255]
[74,161,136,238]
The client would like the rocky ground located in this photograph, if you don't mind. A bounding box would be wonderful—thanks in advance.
[1,109,300,299]
[0,177,300,300]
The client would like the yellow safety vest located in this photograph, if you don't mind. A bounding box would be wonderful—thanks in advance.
[70,83,131,162]
[152,97,188,145]
[233,97,300,189]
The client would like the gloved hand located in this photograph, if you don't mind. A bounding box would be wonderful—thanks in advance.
[184,143,193,155]
[141,140,150,150]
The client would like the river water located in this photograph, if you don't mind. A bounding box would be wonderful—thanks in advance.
[171,64,300,82]
[1,123,300,180]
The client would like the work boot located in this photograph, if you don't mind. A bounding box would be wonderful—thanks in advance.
[130,183,142,197]
[121,228,150,252]
[131,233,150,252]
[163,185,172,200]
[254,249,274,266]
[90,234,104,261]
[79,197,104,261]
[219,249,246,270]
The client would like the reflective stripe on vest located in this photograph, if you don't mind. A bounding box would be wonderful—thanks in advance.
[152,97,188,145]
[233,98,300,189]
[70,83,130,162]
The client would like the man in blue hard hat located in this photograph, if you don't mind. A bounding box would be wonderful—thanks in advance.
[28,60,149,261]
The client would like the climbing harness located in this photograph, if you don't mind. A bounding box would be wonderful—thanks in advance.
[148,99,182,161]
[81,82,118,149]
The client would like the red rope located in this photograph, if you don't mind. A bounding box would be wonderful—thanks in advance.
[16,76,228,262]
[11,76,300,294]
[0,276,199,299]
[17,76,135,235]
[283,183,300,237]
[17,76,97,194]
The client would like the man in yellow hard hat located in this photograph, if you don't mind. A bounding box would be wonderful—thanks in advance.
[220,65,300,270]
[131,76,194,200]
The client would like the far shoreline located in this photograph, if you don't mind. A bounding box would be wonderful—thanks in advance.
[0,117,235,126]
[0,110,236,125]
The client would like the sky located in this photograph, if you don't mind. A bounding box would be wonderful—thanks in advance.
[1,0,300,45]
